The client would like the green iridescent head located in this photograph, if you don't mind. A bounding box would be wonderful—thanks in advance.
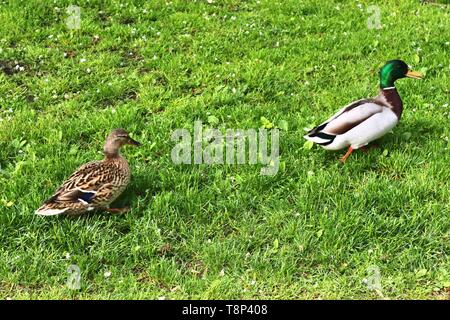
[379,60,423,89]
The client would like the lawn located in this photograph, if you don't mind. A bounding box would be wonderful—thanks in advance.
[0,0,449,299]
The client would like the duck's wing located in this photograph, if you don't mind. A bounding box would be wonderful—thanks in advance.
[50,161,103,197]
[36,161,109,215]
[304,99,385,146]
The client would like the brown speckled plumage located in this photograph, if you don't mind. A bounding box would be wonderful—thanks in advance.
[36,129,140,216]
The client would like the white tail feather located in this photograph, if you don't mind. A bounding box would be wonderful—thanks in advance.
[35,207,69,216]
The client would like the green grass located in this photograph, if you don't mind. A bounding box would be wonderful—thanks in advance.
[0,0,449,299]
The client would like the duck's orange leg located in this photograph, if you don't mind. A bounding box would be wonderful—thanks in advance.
[339,146,354,163]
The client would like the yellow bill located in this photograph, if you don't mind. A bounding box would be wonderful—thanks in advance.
[406,70,423,79]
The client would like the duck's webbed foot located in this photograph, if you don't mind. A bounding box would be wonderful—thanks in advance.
[360,143,379,153]
[105,206,130,214]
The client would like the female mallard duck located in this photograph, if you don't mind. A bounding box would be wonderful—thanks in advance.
[304,60,423,163]
[35,129,141,216]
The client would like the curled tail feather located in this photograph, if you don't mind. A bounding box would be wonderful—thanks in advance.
[304,122,336,146]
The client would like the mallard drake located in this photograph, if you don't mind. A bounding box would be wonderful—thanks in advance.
[36,129,141,216]
[304,60,423,162]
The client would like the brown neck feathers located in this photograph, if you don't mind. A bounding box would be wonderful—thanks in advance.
[379,87,403,119]
[104,140,121,159]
